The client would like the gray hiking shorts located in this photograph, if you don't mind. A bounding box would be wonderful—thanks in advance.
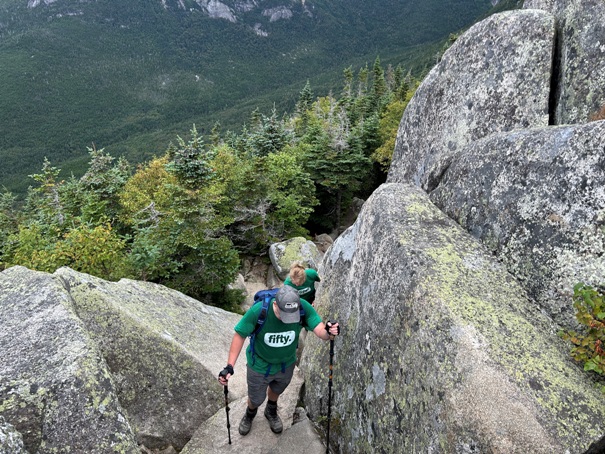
[247,363,295,408]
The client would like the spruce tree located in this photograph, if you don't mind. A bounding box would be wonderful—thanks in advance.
[296,80,314,115]
[166,125,216,189]
[370,56,387,111]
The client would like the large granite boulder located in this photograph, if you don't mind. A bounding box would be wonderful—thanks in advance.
[525,0,605,124]
[269,237,322,281]
[430,120,605,329]
[387,9,554,191]
[54,267,245,451]
[0,266,139,453]
[301,184,605,453]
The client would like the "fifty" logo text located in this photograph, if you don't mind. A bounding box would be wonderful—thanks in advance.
[264,331,296,347]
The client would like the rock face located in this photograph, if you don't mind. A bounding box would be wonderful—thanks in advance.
[387,3,605,335]
[387,10,554,191]
[302,184,605,453]
[524,0,605,124]
[430,120,605,329]
[0,265,246,453]
[55,267,244,451]
[196,0,237,22]
[0,266,139,453]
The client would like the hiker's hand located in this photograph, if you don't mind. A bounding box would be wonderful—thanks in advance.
[326,321,340,336]
[218,364,234,386]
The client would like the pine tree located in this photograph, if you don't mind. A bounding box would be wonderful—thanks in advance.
[296,80,314,115]
[249,107,291,157]
[302,96,370,233]
[210,121,222,146]
[28,158,65,228]
[166,125,216,189]
[370,56,387,111]
[340,66,355,118]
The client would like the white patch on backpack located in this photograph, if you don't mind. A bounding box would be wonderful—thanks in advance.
[264,331,295,347]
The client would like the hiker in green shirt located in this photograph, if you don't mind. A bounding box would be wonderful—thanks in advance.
[218,285,340,436]
[284,261,321,305]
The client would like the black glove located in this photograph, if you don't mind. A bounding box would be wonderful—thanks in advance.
[326,320,341,335]
[218,364,234,379]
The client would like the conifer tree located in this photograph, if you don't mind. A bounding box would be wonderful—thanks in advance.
[302,96,370,233]
[210,121,222,146]
[166,125,216,189]
[0,190,18,265]
[296,80,314,115]
[340,66,355,117]
[249,107,291,157]
[370,56,387,111]
[27,158,65,228]
[79,146,131,222]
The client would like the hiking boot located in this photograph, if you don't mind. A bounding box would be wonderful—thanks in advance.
[239,407,257,436]
[264,402,283,434]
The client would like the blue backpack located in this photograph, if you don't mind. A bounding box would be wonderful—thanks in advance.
[249,288,306,376]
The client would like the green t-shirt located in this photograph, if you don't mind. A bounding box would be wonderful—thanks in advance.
[284,268,321,303]
[235,298,322,375]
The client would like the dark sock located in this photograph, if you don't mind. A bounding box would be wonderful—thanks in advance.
[247,406,258,418]
[267,399,277,407]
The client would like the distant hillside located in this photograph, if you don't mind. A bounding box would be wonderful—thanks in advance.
[0,0,500,194]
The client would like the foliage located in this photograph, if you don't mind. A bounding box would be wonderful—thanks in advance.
[119,144,240,297]
[52,223,129,280]
[1,57,420,306]
[372,82,417,170]
[265,147,318,239]
[560,283,605,377]
[210,287,246,314]
[166,125,216,189]
[0,190,19,261]
[248,108,292,157]
[119,156,177,223]
[3,222,128,280]
[3,223,58,273]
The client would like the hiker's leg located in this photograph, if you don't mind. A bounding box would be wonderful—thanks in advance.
[264,364,295,434]
[247,365,271,408]
[266,363,295,398]
[240,366,269,435]
[267,387,280,401]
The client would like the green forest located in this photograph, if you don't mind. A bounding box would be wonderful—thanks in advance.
[0,58,418,311]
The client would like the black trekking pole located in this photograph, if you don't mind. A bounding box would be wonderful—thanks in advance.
[326,333,335,454]
[224,385,232,444]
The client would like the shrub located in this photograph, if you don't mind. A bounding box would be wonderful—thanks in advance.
[560,283,605,375]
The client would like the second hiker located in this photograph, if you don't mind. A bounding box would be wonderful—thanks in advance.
[284,261,321,305]
[218,285,340,436]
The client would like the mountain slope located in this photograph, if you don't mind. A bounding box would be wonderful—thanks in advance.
[0,0,497,194]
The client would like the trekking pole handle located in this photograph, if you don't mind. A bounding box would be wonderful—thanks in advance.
[326,320,340,339]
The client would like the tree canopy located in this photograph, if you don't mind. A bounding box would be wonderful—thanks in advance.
[0,59,417,309]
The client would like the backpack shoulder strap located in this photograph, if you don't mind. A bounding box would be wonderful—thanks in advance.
[253,296,271,336]
[248,292,274,365]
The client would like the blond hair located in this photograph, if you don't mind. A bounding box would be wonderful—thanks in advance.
[289,261,306,285]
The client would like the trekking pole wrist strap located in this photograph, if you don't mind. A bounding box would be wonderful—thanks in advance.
[219,364,234,377]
